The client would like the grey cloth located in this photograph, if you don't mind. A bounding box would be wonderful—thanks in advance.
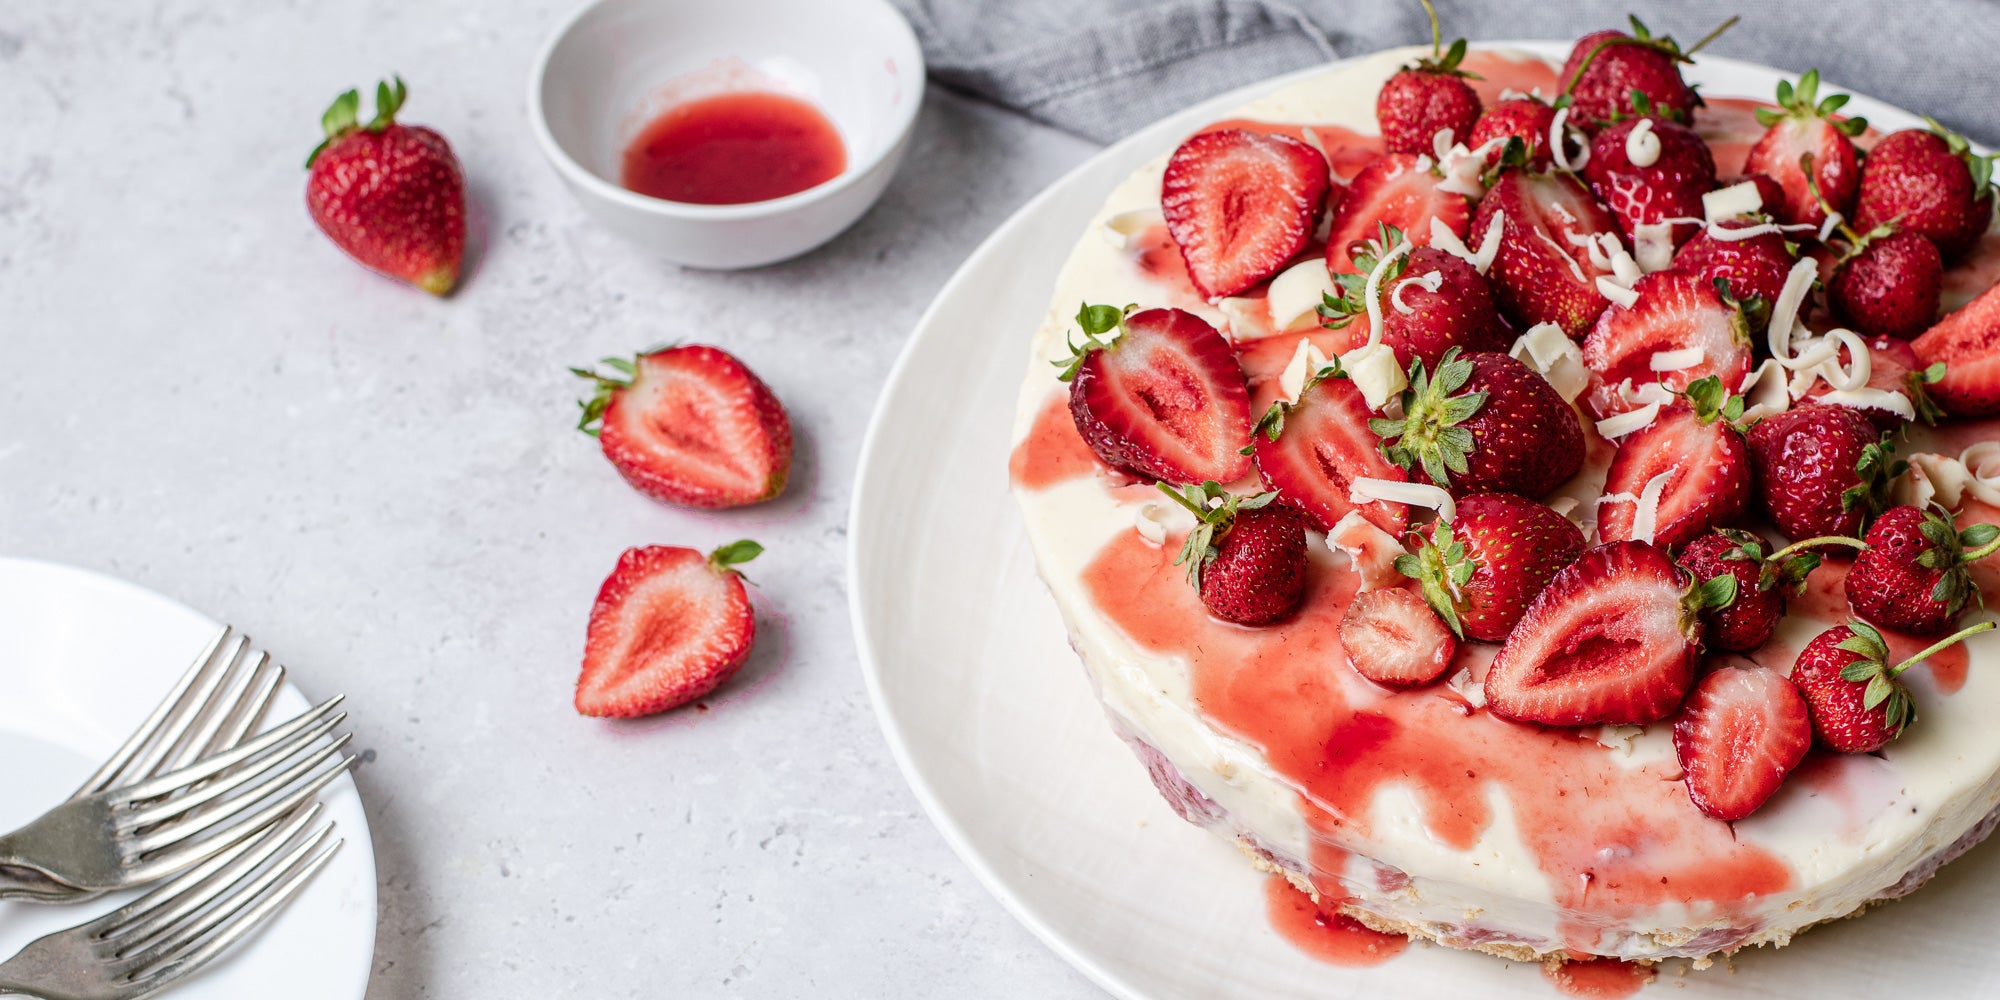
[891,0,2000,145]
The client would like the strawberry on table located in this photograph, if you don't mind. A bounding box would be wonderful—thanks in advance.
[1485,540,1733,726]
[1340,587,1458,686]
[1846,503,2000,635]
[574,344,792,509]
[1671,665,1812,821]
[1324,154,1470,274]
[1580,270,1754,420]
[1792,619,1996,752]
[1558,16,1734,128]
[1744,403,1901,542]
[1163,128,1331,299]
[1373,349,1584,498]
[1742,70,1866,228]
[576,541,763,718]
[1469,97,1559,168]
[1678,529,1831,652]
[1397,492,1585,642]
[1912,280,2000,416]
[1059,305,1253,484]
[305,77,466,295]
[1854,123,1999,261]
[1249,363,1409,534]
[1375,0,1482,156]
[1596,376,1751,551]
[1474,169,1622,336]
[1584,109,1717,245]
[1316,230,1505,370]
[1157,482,1307,626]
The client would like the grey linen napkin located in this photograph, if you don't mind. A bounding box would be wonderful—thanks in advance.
[891,0,2000,145]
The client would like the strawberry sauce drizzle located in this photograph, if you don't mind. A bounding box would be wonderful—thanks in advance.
[1008,392,1101,490]
[1459,51,1563,106]
[1263,872,1408,966]
[1541,957,1655,999]
[1195,121,1382,183]
[1081,531,1794,949]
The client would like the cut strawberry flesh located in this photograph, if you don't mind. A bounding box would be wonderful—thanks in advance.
[1252,375,1408,534]
[576,546,754,717]
[1485,541,1700,726]
[1913,282,2000,417]
[1324,153,1470,274]
[1476,170,1620,336]
[1070,308,1253,483]
[1596,406,1750,550]
[1163,128,1330,299]
[1671,665,1811,821]
[1341,587,1458,687]
[1582,270,1751,419]
[601,347,792,508]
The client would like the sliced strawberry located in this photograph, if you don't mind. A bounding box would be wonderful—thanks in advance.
[1163,128,1331,298]
[1742,70,1864,228]
[1324,154,1470,274]
[1063,306,1253,484]
[1485,541,1718,726]
[1340,587,1458,686]
[576,541,761,717]
[1250,372,1407,534]
[1671,666,1812,821]
[1912,280,2000,416]
[577,345,793,509]
[1474,169,1622,336]
[1596,380,1751,551]
[1800,335,1941,430]
[1580,270,1753,419]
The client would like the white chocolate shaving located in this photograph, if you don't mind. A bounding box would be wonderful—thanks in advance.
[1632,222,1676,273]
[1327,510,1409,592]
[1597,276,1641,308]
[1737,359,1793,420]
[1216,296,1269,341]
[1341,341,1408,411]
[1265,259,1337,335]
[1703,181,1765,222]
[1134,503,1169,546]
[1391,271,1446,314]
[1100,208,1162,251]
[1767,259,1821,364]
[1596,402,1662,440]
[1817,387,1916,421]
[1509,322,1589,403]
[1649,347,1705,372]
[1550,105,1586,171]
[1350,478,1455,523]
[1361,234,1414,347]
[1625,118,1661,167]
[1431,212,1505,274]
[1630,470,1673,545]
[1278,338,1333,403]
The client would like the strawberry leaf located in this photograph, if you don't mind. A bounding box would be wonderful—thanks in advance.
[1374,348,1487,490]
[1157,481,1279,589]
[708,540,765,577]
[1398,520,1472,638]
[1053,302,1133,382]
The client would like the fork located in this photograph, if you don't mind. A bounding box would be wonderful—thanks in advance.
[0,803,342,1000]
[0,695,356,901]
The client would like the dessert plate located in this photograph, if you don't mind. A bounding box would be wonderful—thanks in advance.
[850,42,2000,998]
[0,557,376,999]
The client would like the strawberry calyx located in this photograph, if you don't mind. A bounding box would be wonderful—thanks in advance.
[1408,0,1479,79]
[570,346,677,437]
[1676,374,1746,428]
[1052,302,1137,382]
[1835,618,1997,740]
[1561,15,1738,100]
[1922,116,2000,194]
[1911,502,2000,616]
[1754,70,1867,136]
[1243,356,1348,455]
[1708,277,1769,340]
[1156,481,1282,589]
[1684,570,1740,622]
[1839,431,1907,524]
[1393,519,1476,638]
[1610,88,1687,126]
[1371,348,1487,488]
[1318,224,1410,329]
[1719,528,1856,595]
[307,76,408,168]
[706,539,764,578]
[1909,361,1949,425]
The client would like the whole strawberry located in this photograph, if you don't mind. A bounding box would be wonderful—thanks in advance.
[1745,404,1901,542]
[1828,226,1944,341]
[1396,492,1586,641]
[1854,124,1999,261]
[1375,0,1482,155]
[1158,482,1307,626]
[1678,529,1831,652]
[1583,111,1716,245]
[1792,619,1995,752]
[1372,349,1584,498]
[1318,232,1505,370]
[1673,220,1797,318]
[1558,16,1734,128]
[1742,70,1866,228]
[306,78,465,295]
[1469,97,1560,168]
[1846,503,2000,635]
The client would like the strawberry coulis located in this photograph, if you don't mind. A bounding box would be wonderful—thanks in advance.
[1263,870,1408,966]
[620,91,845,205]
[1009,394,1104,490]
[1540,956,1655,999]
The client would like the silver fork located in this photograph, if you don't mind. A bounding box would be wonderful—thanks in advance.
[0,696,355,901]
[0,803,342,1000]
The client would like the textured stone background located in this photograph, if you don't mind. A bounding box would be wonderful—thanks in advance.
[0,1,1104,994]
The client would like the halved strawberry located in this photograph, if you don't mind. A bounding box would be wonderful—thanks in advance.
[1324,154,1470,274]
[1485,540,1727,726]
[1581,270,1753,419]
[1800,335,1943,430]
[1912,280,2000,416]
[1340,587,1458,686]
[1596,377,1751,550]
[575,345,792,509]
[576,541,761,718]
[1163,128,1331,298]
[1671,665,1812,821]
[1250,370,1407,534]
[1474,169,1622,336]
[1742,70,1865,228]
[1061,306,1253,484]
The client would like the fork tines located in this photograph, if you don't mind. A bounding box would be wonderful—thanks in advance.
[76,626,287,800]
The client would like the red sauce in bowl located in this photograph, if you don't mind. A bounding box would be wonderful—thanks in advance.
[620,91,847,205]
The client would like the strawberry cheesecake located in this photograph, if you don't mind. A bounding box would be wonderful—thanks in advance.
[1009,16,2000,968]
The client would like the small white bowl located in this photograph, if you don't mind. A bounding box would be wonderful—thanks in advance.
[528,0,924,269]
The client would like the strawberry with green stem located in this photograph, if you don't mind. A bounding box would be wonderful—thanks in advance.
[1245,359,1410,535]
[1846,503,2000,635]
[1557,15,1737,128]
[1371,348,1584,498]
[1678,528,1853,652]
[1317,224,1505,370]
[1792,619,1997,752]
[1156,481,1307,626]
[1057,304,1254,485]
[1744,70,1867,228]
[305,77,466,295]
[1595,374,1752,551]
[573,344,793,509]
[575,541,765,718]
[1396,492,1585,642]
[1375,0,1483,156]
[1805,155,1948,341]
